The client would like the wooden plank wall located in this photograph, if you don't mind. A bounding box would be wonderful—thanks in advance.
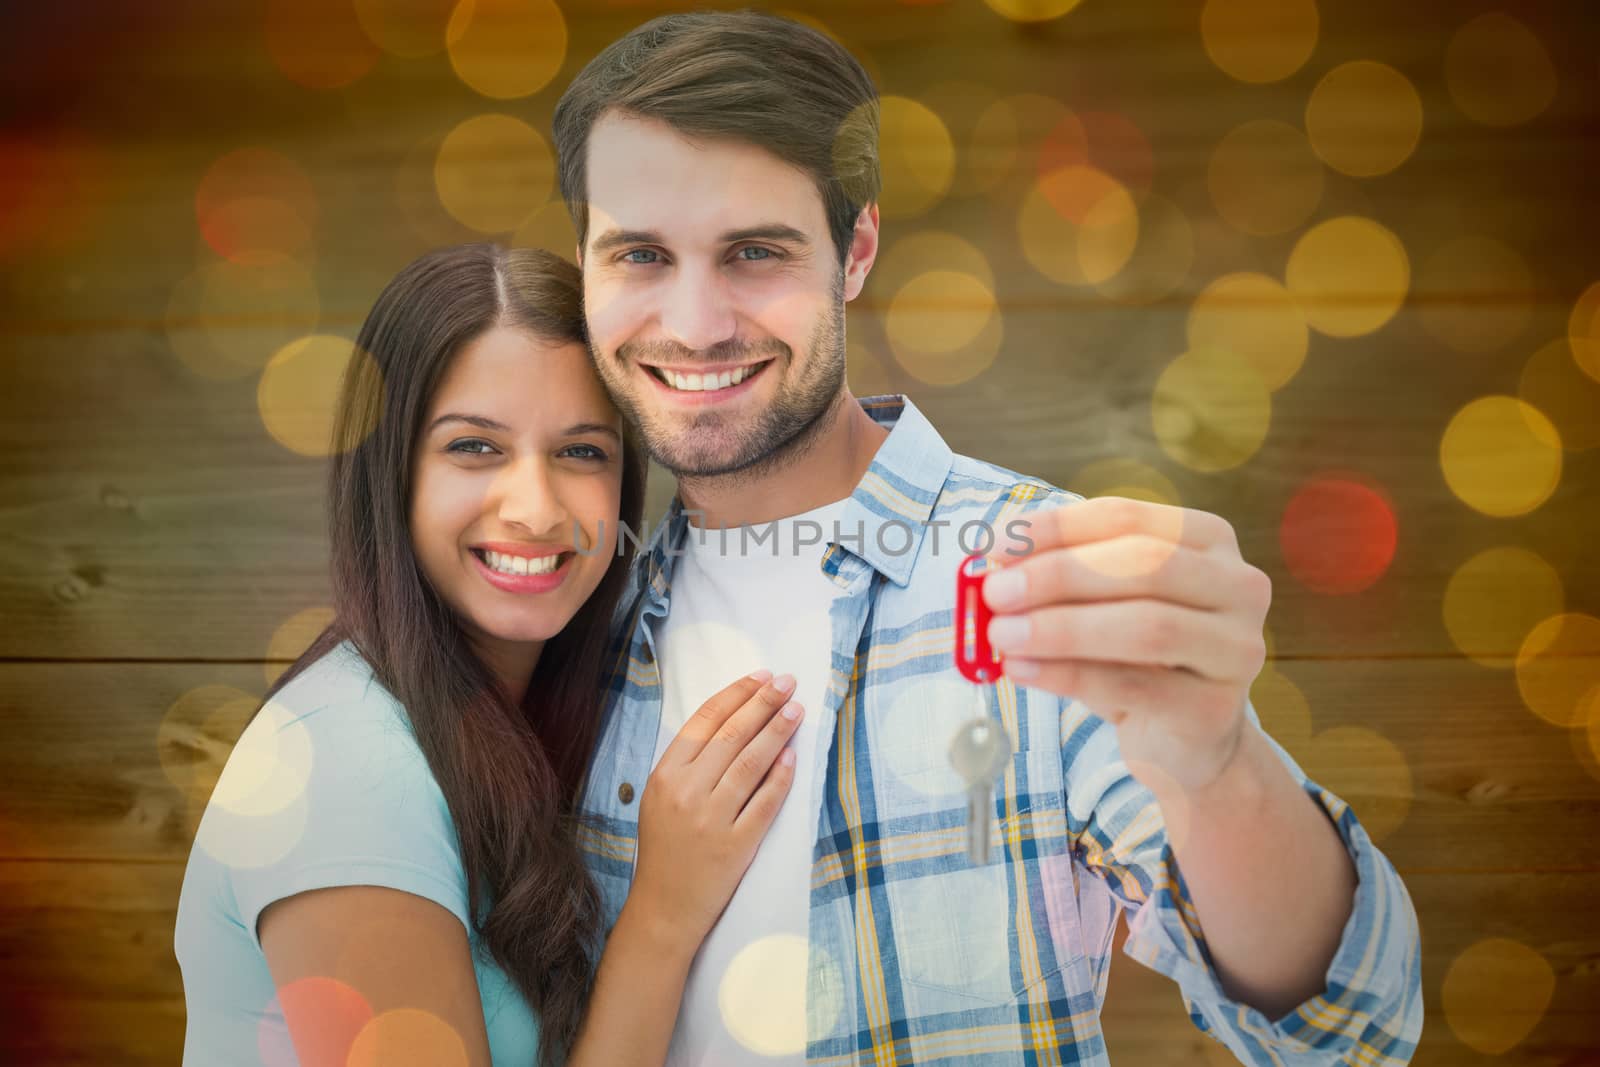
[2,0,1596,1063]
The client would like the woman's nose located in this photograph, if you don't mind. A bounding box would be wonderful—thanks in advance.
[491,457,570,538]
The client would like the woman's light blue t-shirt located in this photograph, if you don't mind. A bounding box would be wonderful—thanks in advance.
[174,639,540,1064]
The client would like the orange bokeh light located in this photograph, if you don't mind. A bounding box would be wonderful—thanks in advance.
[1279,475,1398,595]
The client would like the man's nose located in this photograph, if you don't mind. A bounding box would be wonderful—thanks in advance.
[659,265,737,353]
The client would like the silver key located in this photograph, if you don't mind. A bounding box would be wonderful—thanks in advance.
[949,712,1012,865]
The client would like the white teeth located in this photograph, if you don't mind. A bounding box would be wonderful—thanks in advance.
[483,550,562,576]
[656,362,763,391]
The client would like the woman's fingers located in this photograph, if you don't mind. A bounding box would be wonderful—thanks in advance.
[732,746,797,835]
[686,673,798,794]
[709,693,803,814]
[658,670,773,767]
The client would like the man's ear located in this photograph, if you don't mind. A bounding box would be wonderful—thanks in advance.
[574,241,584,269]
[841,202,880,303]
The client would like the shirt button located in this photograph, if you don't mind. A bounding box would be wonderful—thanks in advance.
[618,782,635,805]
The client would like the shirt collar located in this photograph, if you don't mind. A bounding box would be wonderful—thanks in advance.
[637,392,954,600]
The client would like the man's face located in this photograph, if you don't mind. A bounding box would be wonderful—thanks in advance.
[579,111,865,479]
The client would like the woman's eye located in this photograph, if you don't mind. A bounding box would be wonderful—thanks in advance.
[624,249,660,265]
[562,444,609,461]
[447,438,495,455]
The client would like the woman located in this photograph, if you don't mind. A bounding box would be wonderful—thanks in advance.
[174,243,805,1066]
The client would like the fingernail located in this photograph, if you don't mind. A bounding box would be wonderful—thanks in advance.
[773,673,797,694]
[780,748,797,767]
[781,701,803,720]
[748,668,773,683]
[1006,657,1039,679]
[983,568,1025,608]
[988,616,1030,649]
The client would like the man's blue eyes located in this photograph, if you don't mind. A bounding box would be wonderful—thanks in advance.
[622,247,776,264]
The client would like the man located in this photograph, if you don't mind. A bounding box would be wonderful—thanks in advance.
[555,10,1421,1065]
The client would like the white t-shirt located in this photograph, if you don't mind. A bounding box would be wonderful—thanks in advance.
[648,497,851,1065]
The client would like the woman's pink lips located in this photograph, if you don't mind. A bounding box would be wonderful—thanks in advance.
[470,548,573,594]
[641,359,771,406]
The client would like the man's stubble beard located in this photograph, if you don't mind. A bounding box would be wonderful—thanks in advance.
[592,274,849,490]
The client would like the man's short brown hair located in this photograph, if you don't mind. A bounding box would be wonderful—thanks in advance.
[552,9,880,265]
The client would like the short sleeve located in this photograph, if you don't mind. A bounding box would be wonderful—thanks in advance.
[204,691,473,954]
[1060,697,1424,1066]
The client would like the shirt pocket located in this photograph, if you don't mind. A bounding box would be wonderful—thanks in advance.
[884,746,1081,1010]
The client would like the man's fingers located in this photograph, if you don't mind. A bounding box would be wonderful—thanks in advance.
[987,600,1264,682]
[991,496,1238,562]
[1001,656,1246,725]
[981,538,1261,614]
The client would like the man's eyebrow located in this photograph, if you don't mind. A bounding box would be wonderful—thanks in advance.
[588,224,812,254]
[720,224,810,246]
[589,228,663,255]
[427,413,621,442]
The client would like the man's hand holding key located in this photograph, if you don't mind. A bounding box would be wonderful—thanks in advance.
[980,496,1272,794]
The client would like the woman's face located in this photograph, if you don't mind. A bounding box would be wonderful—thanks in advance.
[410,325,624,676]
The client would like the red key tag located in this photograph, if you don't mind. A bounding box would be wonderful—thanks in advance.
[954,552,1004,683]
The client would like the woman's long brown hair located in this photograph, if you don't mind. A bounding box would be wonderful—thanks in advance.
[252,242,647,1065]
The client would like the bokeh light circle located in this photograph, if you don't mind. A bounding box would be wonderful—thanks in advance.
[158,685,261,795]
[1445,13,1557,127]
[1070,457,1182,508]
[1208,120,1324,237]
[1200,0,1319,84]
[874,230,995,293]
[1037,111,1155,203]
[258,334,379,457]
[434,113,554,233]
[981,0,1085,22]
[348,1008,469,1067]
[1187,272,1308,391]
[1019,165,1139,286]
[354,0,455,58]
[208,700,315,818]
[1279,475,1398,596]
[1249,667,1311,752]
[1443,547,1565,666]
[1299,726,1412,843]
[1568,281,1600,382]
[446,0,567,100]
[1286,216,1409,337]
[1416,236,1533,355]
[885,270,1000,387]
[266,605,337,685]
[1518,337,1600,451]
[1151,347,1272,473]
[1438,396,1562,517]
[264,0,382,90]
[259,976,373,1067]
[1515,613,1600,728]
[1093,194,1194,304]
[856,96,955,220]
[196,148,319,266]
[1305,61,1423,177]
[1442,938,1555,1054]
[718,934,811,1055]
[166,254,322,380]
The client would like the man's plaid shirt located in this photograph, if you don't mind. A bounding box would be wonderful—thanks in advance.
[576,393,1422,1065]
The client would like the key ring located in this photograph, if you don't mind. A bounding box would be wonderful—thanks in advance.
[954,552,1004,683]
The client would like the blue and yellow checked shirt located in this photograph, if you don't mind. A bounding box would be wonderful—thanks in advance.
[577,394,1423,1065]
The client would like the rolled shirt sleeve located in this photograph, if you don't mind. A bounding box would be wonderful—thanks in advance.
[1061,696,1424,1065]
